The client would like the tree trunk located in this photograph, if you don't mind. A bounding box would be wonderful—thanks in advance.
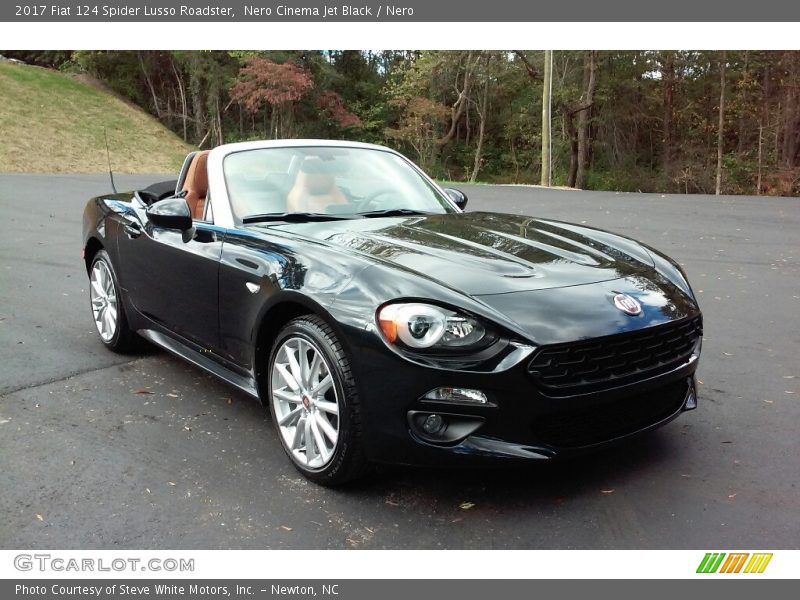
[170,56,188,141]
[565,107,579,187]
[662,51,675,175]
[470,58,491,183]
[716,52,726,195]
[757,121,763,195]
[541,50,553,186]
[437,51,475,148]
[138,52,162,119]
[576,51,598,189]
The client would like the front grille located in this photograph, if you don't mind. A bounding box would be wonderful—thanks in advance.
[528,315,702,394]
[529,379,689,448]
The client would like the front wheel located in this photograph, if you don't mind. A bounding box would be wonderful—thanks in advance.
[267,315,368,485]
[89,249,141,353]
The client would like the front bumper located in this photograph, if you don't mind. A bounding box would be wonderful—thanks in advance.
[348,324,700,467]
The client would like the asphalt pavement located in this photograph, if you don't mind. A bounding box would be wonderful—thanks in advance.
[0,173,798,549]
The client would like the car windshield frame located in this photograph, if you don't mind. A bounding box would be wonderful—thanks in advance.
[222,145,458,222]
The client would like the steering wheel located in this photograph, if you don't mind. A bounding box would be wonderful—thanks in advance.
[354,188,398,212]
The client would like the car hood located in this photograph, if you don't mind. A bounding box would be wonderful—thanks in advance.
[262,211,656,296]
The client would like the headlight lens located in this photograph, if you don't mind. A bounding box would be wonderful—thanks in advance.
[378,303,486,350]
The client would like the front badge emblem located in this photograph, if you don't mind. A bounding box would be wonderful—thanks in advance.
[613,293,642,316]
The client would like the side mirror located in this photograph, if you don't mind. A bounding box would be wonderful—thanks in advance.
[443,187,468,211]
[146,197,193,231]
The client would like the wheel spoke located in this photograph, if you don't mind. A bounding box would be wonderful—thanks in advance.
[91,278,105,299]
[98,264,109,292]
[291,417,305,450]
[308,352,322,384]
[278,406,303,427]
[304,415,315,460]
[273,388,301,404]
[310,418,330,463]
[315,400,339,416]
[311,374,332,397]
[103,309,114,337]
[96,307,106,336]
[275,362,300,392]
[285,343,303,387]
[314,411,337,443]
[298,341,310,385]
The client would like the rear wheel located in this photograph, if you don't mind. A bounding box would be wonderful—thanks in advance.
[268,315,368,485]
[89,249,140,353]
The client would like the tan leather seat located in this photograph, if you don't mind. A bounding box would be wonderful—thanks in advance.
[182,150,210,220]
[286,160,346,213]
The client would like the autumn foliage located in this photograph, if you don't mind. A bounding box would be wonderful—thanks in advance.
[316,90,361,128]
[229,57,314,112]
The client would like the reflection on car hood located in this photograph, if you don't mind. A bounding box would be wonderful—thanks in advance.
[263,211,656,295]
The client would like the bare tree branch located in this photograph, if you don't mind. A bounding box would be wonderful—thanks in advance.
[514,51,540,80]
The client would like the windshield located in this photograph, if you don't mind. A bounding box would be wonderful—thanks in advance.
[223,146,456,221]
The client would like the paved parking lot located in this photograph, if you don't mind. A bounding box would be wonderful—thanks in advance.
[1,173,798,549]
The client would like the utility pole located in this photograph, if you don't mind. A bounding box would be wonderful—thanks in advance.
[541,50,553,187]
[715,51,726,195]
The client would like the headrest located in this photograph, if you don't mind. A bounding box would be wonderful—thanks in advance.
[184,150,210,197]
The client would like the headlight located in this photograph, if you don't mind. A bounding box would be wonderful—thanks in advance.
[377,303,487,350]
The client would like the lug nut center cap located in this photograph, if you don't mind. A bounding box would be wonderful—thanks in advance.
[302,394,312,410]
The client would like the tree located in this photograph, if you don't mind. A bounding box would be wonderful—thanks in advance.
[576,51,598,189]
[541,50,552,186]
[229,57,314,138]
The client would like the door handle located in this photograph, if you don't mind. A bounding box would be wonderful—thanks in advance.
[123,223,142,238]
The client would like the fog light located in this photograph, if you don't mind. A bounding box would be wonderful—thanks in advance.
[422,413,445,435]
[423,387,489,405]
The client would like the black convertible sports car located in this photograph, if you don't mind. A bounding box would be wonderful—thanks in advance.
[82,140,702,485]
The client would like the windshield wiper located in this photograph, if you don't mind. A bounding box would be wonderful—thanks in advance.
[243,212,356,224]
[359,208,432,218]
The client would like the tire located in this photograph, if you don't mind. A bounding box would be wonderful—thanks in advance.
[88,249,141,353]
[267,315,368,485]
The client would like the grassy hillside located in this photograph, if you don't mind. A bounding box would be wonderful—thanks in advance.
[0,61,192,173]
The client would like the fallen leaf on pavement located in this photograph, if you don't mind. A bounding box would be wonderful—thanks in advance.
[601,489,615,494]
[36,514,44,521]
[459,501,476,510]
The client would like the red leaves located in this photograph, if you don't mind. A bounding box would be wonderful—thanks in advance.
[230,57,313,113]
[316,90,361,128]
[230,57,360,131]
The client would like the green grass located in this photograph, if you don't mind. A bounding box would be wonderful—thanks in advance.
[0,61,192,173]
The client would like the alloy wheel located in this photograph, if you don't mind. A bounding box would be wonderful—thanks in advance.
[270,336,340,469]
[90,260,118,342]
